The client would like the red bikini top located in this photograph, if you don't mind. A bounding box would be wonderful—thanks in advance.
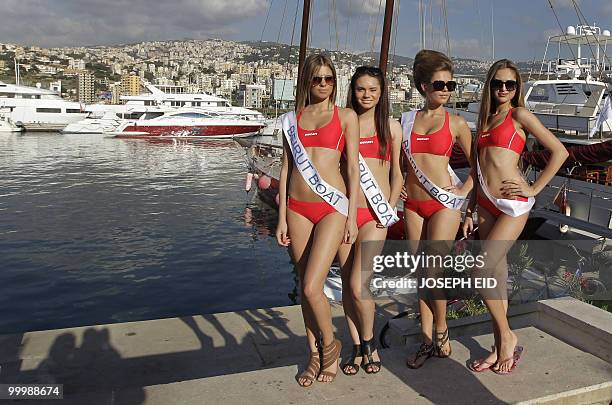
[478,108,525,154]
[297,106,345,151]
[410,111,453,157]
[359,135,391,161]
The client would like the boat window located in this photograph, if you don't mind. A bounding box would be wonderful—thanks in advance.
[527,85,550,102]
[143,112,165,119]
[554,83,588,104]
[167,112,211,118]
[117,112,144,119]
[67,109,82,113]
[36,108,61,113]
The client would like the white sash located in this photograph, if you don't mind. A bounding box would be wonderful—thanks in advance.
[476,155,534,217]
[281,111,348,216]
[400,111,466,210]
[358,153,400,227]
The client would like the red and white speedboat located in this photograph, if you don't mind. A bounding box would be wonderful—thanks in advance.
[114,109,265,139]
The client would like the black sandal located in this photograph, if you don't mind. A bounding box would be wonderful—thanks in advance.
[361,338,381,374]
[341,344,361,376]
[435,328,452,358]
[406,341,435,369]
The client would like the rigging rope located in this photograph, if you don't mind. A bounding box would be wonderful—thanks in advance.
[371,0,384,54]
[332,0,340,53]
[279,0,301,114]
[259,0,274,42]
[442,0,450,57]
[276,0,289,45]
[570,0,612,76]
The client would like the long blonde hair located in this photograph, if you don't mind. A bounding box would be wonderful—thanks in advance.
[295,53,337,112]
[477,59,524,134]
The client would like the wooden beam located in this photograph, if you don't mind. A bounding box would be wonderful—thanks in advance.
[379,0,395,73]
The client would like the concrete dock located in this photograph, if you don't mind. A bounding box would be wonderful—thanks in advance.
[1,300,611,404]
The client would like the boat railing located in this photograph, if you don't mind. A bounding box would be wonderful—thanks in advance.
[531,162,612,240]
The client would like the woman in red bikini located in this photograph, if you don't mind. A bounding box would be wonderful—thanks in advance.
[402,50,474,369]
[337,66,403,376]
[275,53,360,387]
[463,59,567,374]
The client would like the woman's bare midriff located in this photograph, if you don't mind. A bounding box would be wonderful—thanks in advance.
[404,153,453,200]
[288,147,346,202]
[478,148,523,199]
[355,157,391,208]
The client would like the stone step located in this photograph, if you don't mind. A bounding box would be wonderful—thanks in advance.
[1,301,610,404]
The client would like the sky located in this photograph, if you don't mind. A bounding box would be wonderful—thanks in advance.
[1,0,611,61]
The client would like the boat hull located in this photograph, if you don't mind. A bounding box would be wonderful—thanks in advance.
[117,124,263,139]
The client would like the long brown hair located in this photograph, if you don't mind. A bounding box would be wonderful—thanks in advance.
[413,49,453,96]
[295,53,337,112]
[347,66,391,161]
[477,59,524,134]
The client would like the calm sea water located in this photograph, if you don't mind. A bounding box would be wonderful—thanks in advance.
[0,133,296,334]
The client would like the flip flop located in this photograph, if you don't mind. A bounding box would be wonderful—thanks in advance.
[468,359,496,372]
[492,346,524,375]
[467,345,496,372]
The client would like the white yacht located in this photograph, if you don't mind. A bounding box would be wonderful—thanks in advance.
[62,106,169,134]
[0,108,23,132]
[454,24,612,145]
[113,109,265,139]
[0,81,88,131]
[86,83,265,121]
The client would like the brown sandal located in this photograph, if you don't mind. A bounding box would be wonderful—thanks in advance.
[435,328,452,358]
[297,351,321,388]
[318,338,342,383]
[406,341,435,369]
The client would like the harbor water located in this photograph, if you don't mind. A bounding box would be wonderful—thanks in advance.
[0,132,296,334]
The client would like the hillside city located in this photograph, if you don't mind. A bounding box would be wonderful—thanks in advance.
[0,38,517,114]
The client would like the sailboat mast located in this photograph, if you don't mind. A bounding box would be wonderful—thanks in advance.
[298,0,311,81]
[379,0,395,73]
[491,2,495,60]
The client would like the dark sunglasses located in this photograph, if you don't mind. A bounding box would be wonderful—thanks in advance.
[312,75,335,86]
[430,80,457,91]
[490,79,517,91]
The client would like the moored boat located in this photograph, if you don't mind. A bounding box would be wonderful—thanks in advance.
[113,109,265,139]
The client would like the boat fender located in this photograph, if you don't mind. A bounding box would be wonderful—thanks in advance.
[245,172,253,192]
[258,175,271,190]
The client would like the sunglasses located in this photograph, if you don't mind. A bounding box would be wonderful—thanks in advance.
[312,75,335,86]
[490,79,517,91]
[429,80,457,92]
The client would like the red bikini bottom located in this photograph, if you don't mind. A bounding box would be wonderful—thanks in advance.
[287,197,336,224]
[404,198,446,219]
[477,193,528,218]
[357,207,378,228]
[288,198,385,228]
